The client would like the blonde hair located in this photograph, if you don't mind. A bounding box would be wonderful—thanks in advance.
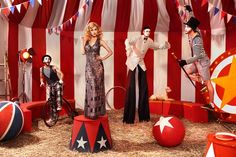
[84,22,103,41]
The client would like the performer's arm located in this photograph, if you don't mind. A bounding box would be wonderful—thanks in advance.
[150,41,171,50]
[125,39,132,57]
[53,66,64,83]
[126,36,139,46]
[99,40,113,60]
[125,39,143,58]
[186,53,206,64]
[124,37,140,57]
[80,36,86,55]
[40,67,45,87]
[186,37,206,64]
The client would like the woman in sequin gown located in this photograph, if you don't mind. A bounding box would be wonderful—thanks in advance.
[81,22,113,119]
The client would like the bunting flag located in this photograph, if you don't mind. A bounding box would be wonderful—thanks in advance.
[227,14,233,23]
[205,0,236,23]
[15,4,21,12]
[0,0,30,16]
[220,11,226,19]
[214,7,220,16]
[177,0,236,24]
[1,0,236,110]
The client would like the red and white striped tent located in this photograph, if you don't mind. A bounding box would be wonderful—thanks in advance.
[0,0,236,112]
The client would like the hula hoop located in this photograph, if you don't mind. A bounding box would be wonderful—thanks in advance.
[105,86,126,110]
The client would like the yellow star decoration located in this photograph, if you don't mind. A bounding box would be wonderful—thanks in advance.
[211,56,236,109]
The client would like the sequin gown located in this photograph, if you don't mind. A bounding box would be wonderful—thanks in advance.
[84,39,106,119]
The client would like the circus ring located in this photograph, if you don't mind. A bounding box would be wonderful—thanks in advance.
[149,100,209,123]
[20,98,209,132]
[20,99,75,132]
[105,86,209,122]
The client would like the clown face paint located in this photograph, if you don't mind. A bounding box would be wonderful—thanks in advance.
[184,25,192,34]
[143,29,151,38]
[43,56,51,65]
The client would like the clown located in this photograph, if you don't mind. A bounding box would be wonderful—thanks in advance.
[123,26,170,124]
[178,17,214,109]
[40,55,64,111]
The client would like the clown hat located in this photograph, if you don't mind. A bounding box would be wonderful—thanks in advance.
[184,17,200,31]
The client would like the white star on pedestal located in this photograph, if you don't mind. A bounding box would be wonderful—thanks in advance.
[206,143,215,157]
[97,136,107,149]
[77,136,87,149]
[154,116,174,133]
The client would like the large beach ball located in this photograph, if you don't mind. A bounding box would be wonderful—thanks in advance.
[153,116,185,147]
[0,101,24,141]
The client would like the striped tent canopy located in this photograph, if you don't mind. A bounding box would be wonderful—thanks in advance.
[0,0,236,110]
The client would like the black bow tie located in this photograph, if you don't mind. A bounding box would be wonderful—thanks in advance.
[144,37,148,40]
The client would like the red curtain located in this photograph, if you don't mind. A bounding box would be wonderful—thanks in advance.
[113,0,132,109]
[89,0,104,25]
[60,0,80,99]
[142,0,158,97]
[8,0,28,98]
[166,0,182,100]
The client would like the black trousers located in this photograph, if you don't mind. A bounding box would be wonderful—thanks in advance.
[123,65,150,124]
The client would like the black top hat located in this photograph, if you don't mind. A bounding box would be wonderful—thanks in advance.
[184,17,200,31]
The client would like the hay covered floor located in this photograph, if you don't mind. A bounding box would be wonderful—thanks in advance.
[0,109,234,157]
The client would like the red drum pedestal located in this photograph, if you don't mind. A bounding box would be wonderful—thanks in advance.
[162,100,183,117]
[69,114,112,153]
[183,102,208,122]
[149,100,163,115]
[205,133,236,157]
[149,100,183,117]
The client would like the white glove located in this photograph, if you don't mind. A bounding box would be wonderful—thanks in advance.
[59,79,63,84]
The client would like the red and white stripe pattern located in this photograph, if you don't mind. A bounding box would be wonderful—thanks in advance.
[1,0,236,109]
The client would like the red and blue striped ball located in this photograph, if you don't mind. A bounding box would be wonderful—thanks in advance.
[0,101,24,141]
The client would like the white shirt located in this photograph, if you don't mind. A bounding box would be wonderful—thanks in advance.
[125,35,169,71]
